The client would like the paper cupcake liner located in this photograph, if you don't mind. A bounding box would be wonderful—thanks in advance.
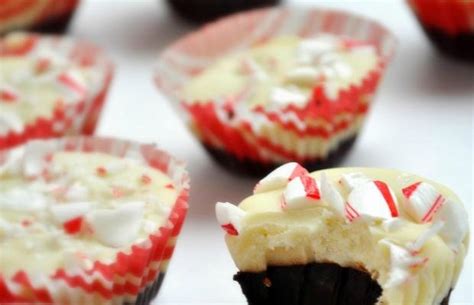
[234,263,452,305]
[0,0,80,35]
[0,33,114,150]
[407,0,474,61]
[407,0,474,35]
[154,8,396,171]
[0,136,190,304]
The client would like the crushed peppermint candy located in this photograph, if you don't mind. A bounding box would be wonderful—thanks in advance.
[254,162,308,194]
[216,202,246,236]
[282,175,321,210]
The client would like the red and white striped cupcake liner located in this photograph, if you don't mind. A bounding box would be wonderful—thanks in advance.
[0,0,80,34]
[407,0,474,35]
[0,33,114,150]
[154,8,397,164]
[0,137,190,304]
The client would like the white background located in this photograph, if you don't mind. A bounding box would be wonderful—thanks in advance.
[69,0,473,304]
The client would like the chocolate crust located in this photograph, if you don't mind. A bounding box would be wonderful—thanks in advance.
[29,11,77,34]
[203,136,357,177]
[123,273,166,305]
[418,25,474,62]
[234,263,452,305]
[166,0,281,23]
[0,11,77,36]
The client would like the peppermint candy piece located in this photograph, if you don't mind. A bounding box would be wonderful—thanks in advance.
[282,175,321,210]
[408,221,444,254]
[320,173,345,217]
[401,182,446,223]
[269,86,308,109]
[50,202,91,225]
[215,202,246,236]
[433,199,469,251]
[86,201,145,248]
[0,111,24,134]
[22,140,57,177]
[346,180,399,221]
[0,187,48,212]
[381,240,428,288]
[0,146,24,176]
[0,85,20,102]
[339,172,371,192]
[64,182,89,202]
[254,162,308,194]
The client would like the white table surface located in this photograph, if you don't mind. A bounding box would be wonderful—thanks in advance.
[69,0,473,304]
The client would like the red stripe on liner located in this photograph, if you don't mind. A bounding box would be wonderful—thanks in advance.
[374,180,399,217]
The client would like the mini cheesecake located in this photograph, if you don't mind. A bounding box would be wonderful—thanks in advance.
[0,137,189,305]
[0,33,113,149]
[181,34,385,176]
[216,163,469,305]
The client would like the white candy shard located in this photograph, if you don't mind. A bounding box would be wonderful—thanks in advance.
[254,162,308,194]
[346,180,399,221]
[87,201,145,248]
[50,202,91,224]
[401,182,445,223]
[403,180,470,251]
[286,67,322,86]
[0,146,24,176]
[381,240,428,288]
[22,140,57,177]
[296,36,339,64]
[269,86,308,109]
[64,182,89,202]
[215,202,246,236]
[0,187,48,211]
[320,173,345,217]
[339,172,371,192]
[433,199,469,252]
[0,111,24,134]
[408,221,444,253]
[282,175,321,210]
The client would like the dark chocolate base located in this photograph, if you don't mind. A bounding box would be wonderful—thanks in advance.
[0,11,77,36]
[29,12,77,34]
[419,25,474,62]
[235,263,452,305]
[203,136,357,177]
[166,0,281,23]
[123,273,166,305]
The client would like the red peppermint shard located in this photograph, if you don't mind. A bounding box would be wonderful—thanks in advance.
[63,216,83,235]
[221,223,239,236]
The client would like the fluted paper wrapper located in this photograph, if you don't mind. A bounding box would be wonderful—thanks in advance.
[154,8,396,173]
[0,33,114,150]
[0,137,190,305]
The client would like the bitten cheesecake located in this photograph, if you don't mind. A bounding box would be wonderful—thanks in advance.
[181,35,385,176]
[216,163,469,305]
[0,138,189,305]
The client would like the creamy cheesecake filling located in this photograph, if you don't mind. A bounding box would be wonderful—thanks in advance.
[0,142,179,278]
[0,33,104,136]
[217,166,469,305]
[183,35,379,110]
